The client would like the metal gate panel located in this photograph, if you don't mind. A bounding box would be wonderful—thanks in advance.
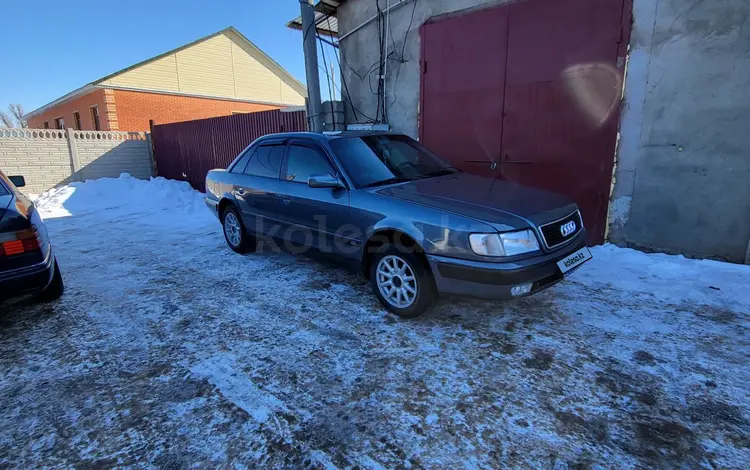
[419,0,629,244]
[500,0,627,244]
[152,109,307,192]
[419,6,509,177]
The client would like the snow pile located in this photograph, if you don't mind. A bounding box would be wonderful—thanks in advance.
[34,173,206,220]
[581,244,750,310]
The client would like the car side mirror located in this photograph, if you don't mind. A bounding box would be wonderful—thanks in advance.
[308,173,344,189]
[9,175,26,188]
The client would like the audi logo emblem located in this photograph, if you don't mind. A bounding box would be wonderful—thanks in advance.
[560,221,577,237]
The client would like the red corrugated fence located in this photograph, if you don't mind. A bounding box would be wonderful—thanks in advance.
[151,108,307,191]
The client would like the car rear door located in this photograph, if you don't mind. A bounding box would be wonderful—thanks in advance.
[275,139,356,256]
[231,140,286,236]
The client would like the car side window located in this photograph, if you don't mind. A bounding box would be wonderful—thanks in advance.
[229,147,254,174]
[244,145,284,179]
[284,144,336,183]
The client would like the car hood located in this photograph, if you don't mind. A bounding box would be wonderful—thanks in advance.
[374,173,578,229]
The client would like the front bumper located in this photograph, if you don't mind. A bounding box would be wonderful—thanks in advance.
[426,232,588,300]
[0,248,55,301]
[205,197,219,219]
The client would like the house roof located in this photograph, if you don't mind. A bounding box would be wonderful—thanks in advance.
[24,27,307,119]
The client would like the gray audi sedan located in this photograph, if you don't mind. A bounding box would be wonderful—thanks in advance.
[205,131,591,317]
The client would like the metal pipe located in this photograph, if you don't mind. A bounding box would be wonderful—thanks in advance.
[300,0,324,132]
[383,0,390,120]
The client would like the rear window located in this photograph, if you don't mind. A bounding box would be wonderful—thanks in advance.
[230,148,253,174]
[244,145,285,179]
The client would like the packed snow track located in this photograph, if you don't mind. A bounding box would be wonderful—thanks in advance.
[1,175,748,468]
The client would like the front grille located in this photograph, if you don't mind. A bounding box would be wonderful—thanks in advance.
[539,210,582,249]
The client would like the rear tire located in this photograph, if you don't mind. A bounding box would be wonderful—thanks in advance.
[222,206,255,253]
[39,258,64,301]
[369,244,435,318]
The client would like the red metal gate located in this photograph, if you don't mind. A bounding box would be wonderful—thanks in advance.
[152,109,307,192]
[419,6,509,177]
[420,0,631,244]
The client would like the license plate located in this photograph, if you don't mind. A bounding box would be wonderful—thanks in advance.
[557,247,592,274]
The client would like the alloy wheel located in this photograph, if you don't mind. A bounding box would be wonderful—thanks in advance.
[223,211,242,247]
[376,255,417,308]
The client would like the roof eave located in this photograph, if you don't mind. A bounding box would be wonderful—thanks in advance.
[22,84,98,119]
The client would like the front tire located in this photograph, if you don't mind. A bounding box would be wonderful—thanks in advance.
[222,206,255,253]
[370,244,435,318]
[39,257,64,301]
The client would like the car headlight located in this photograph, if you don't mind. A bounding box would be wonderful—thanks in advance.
[469,230,540,257]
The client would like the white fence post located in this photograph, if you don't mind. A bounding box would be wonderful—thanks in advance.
[65,128,81,180]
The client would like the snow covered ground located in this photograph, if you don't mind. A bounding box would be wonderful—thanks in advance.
[1,174,748,469]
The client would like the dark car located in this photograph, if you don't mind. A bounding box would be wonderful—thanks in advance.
[205,132,591,317]
[0,171,64,303]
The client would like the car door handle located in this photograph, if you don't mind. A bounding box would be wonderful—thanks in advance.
[281,197,291,205]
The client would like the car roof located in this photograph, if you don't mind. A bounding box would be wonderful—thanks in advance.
[256,131,403,143]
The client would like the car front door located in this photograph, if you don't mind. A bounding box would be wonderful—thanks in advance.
[275,140,357,257]
[232,141,286,236]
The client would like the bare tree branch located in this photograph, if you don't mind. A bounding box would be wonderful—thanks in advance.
[9,104,25,121]
[0,111,14,128]
[0,104,28,128]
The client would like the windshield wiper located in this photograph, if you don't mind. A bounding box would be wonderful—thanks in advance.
[362,176,415,188]
[423,167,461,178]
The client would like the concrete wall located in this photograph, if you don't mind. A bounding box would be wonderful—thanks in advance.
[338,0,513,138]
[339,0,750,263]
[0,128,154,194]
[609,0,750,263]
[73,131,153,181]
[0,129,72,194]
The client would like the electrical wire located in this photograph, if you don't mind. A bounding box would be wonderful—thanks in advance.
[387,0,418,116]
[324,15,376,123]
[317,34,336,130]
[400,0,418,60]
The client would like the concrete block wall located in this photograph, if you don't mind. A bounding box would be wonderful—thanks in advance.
[609,0,750,263]
[0,128,153,194]
[74,131,153,181]
[0,129,72,194]
[322,100,346,132]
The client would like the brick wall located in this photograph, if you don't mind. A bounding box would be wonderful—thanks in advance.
[112,89,281,131]
[26,89,110,131]
[0,128,153,194]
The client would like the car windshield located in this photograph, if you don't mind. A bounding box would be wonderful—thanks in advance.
[329,134,457,188]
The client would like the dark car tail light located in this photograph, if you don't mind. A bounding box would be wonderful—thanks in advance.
[0,228,41,258]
